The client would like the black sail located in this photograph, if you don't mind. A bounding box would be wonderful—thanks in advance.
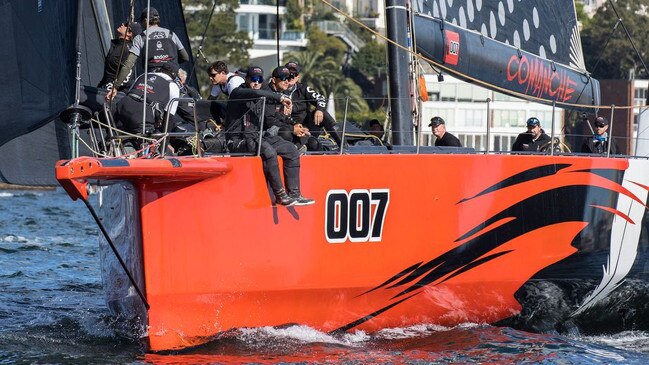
[0,0,194,186]
[413,0,599,108]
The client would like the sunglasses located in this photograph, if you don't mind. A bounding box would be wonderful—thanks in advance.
[275,75,292,81]
[596,124,606,128]
[290,72,299,78]
[250,76,263,83]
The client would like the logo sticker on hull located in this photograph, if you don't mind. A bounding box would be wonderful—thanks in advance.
[444,30,460,65]
[325,189,390,243]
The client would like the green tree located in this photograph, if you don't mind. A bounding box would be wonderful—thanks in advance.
[351,41,386,81]
[306,26,348,62]
[286,0,304,31]
[284,47,369,117]
[575,1,592,30]
[284,49,340,94]
[182,0,253,89]
[581,0,649,79]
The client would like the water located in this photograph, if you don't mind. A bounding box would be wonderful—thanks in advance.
[1,188,649,364]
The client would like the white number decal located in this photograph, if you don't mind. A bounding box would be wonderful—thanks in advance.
[325,189,390,243]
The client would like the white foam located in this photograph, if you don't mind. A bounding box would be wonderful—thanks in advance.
[2,235,29,243]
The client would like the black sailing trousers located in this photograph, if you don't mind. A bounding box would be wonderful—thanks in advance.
[235,135,301,194]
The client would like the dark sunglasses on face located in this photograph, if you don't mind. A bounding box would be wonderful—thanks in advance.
[596,124,606,128]
[276,75,292,81]
[209,73,218,78]
[250,76,263,83]
[290,72,298,78]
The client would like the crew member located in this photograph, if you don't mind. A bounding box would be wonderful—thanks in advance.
[429,116,462,147]
[511,117,551,152]
[107,7,189,100]
[581,116,620,154]
[226,66,314,206]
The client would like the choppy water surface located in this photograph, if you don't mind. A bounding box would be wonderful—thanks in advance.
[1,188,649,364]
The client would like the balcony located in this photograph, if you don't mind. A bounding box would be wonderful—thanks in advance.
[240,0,286,5]
[313,20,366,53]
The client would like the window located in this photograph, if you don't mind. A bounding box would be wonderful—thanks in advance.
[493,110,525,128]
[634,88,647,106]
[258,14,277,40]
[236,14,251,33]
[439,84,457,102]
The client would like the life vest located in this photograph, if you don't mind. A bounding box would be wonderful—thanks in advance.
[145,29,179,71]
[129,73,172,108]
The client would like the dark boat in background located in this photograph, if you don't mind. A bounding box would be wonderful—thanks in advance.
[3,0,649,352]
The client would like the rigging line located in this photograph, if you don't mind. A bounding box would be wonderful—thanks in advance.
[188,0,219,83]
[276,0,280,68]
[81,198,150,310]
[109,1,136,95]
[589,20,621,78]
[108,0,137,112]
[564,9,624,126]
[316,0,605,110]
[608,0,649,79]
[141,0,152,136]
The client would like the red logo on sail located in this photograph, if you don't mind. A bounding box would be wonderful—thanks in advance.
[444,31,460,65]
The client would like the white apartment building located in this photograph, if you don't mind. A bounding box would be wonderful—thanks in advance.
[235,0,307,72]
[419,74,564,152]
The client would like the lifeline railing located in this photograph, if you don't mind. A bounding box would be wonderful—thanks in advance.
[80,94,649,159]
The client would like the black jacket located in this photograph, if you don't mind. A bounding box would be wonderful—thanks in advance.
[226,85,284,139]
[435,132,462,147]
[581,135,620,154]
[511,130,552,152]
[98,38,134,90]
[261,84,295,131]
[284,82,326,124]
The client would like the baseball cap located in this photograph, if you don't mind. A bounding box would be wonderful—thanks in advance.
[247,66,264,78]
[272,66,291,80]
[125,22,142,35]
[285,61,301,74]
[595,116,609,128]
[428,116,445,127]
[526,117,541,127]
[140,7,159,21]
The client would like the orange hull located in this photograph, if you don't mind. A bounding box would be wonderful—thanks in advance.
[56,153,649,351]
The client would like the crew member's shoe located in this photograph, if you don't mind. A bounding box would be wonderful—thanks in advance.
[275,189,297,206]
[290,192,315,206]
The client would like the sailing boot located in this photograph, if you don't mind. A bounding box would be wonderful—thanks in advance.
[289,190,315,206]
[275,189,297,206]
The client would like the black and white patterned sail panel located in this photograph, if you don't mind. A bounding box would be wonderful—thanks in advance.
[415,0,585,71]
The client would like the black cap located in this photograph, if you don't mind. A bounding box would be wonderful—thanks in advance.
[247,66,264,78]
[159,62,179,78]
[526,117,541,127]
[428,116,445,127]
[272,66,291,79]
[595,116,609,127]
[140,7,159,21]
[285,61,301,73]
[125,22,142,35]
